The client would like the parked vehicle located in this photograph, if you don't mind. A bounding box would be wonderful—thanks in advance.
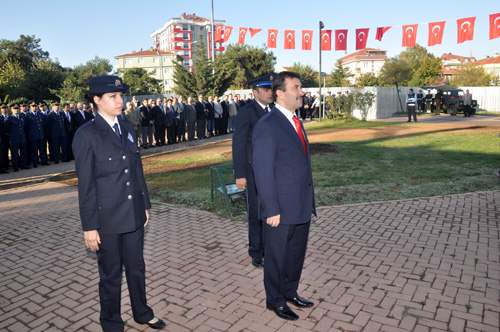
[421,85,478,116]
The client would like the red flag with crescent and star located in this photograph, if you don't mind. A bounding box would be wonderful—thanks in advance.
[402,24,418,47]
[268,29,278,48]
[335,29,348,51]
[355,28,369,50]
[321,30,332,51]
[215,25,224,42]
[490,13,500,40]
[457,17,476,43]
[302,30,313,50]
[238,27,248,44]
[284,30,295,49]
[249,28,262,37]
[428,21,445,46]
[223,26,233,43]
[375,26,391,41]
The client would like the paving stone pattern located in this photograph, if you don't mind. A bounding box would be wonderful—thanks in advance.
[0,182,499,331]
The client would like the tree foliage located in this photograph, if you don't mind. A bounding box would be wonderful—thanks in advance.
[0,35,50,71]
[452,65,497,86]
[120,67,162,95]
[222,44,276,89]
[379,44,442,86]
[289,62,318,87]
[357,72,379,87]
[22,58,65,101]
[0,58,25,99]
[327,60,353,87]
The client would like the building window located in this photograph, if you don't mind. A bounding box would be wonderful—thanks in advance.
[183,33,188,40]
[183,43,188,49]
[200,27,203,31]
[184,60,190,66]
[153,57,158,63]
[164,68,168,74]
[184,51,190,57]
[191,25,195,31]
[163,57,169,62]
[138,58,143,64]
[124,59,132,65]
[183,25,187,30]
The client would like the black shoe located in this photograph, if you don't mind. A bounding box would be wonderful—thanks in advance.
[286,296,314,308]
[266,304,299,321]
[21,166,31,169]
[252,257,264,268]
[145,318,166,330]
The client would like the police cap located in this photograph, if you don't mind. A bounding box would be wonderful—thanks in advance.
[29,100,38,107]
[0,102,8,108]
[10,103,20,109]
[248,74,273,89]
[89,75,130,94]
[52,100,60,106]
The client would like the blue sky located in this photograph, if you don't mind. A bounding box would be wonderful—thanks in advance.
[3,0,498,73]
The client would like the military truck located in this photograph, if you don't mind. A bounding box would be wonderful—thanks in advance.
[421,85,478,116]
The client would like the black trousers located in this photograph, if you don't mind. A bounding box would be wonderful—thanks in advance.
[167,123,177,143]
[177,120,186,141]
[187,121,196,140]
[1,139,9,169]
[407,105,417,122]
[51,136,68,162]
[29,139,48,166]
[196,119,205,139]
[246,170,264,259]
[154,124,166,145]
[97,227,154,332]
[263,222,310,308]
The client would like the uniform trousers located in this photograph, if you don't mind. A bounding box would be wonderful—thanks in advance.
[97,226,154,332]
[30,139,48,166]
[10,143,27,170]
[51,136,68,162]
[263,221,310,308]
[246,170,264,259]
[1,140,9,169]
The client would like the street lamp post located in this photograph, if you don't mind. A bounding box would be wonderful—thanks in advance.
[210,0,216,76]
[319,21,324,119]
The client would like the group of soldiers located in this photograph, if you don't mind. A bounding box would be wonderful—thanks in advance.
[0,100,93,173]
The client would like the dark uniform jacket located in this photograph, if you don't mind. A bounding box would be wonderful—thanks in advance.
[72,113,151,234]
[4,115,27,144]
[48,111,66,138]
[232,99,267,179]
[25,111,45,140]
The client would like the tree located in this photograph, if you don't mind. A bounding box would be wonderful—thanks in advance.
[21,58,65,101]
[290,62,318,87]
[120,67,162,95]
[0,35,50,71]
[452,65,497,86]
[353,90,376,121]
[379,44,442,86]
[0,58,25,99]
[172,61,197,98]
[357,72,379,87]
[327,60,353,87]
[222,44,276,89]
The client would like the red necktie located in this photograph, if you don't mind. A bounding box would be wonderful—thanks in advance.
[292,115,307,158]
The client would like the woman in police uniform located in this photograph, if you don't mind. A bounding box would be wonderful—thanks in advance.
[73,75,166,331]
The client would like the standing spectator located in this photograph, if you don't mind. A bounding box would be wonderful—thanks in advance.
[233,74,274,269]
[228,94,238,133]
[463,89,472,117]
[301,92,310,120]
[124,101,140,147]
[165,99,177,144]
[213,96,223,136]
[220,95,229,135]
[206,96,215,137]
[72,75,166,332]
[425,89,433,113]
[240,94,247,107]
[62,103,75,160]
[150,99,165,146]
[247,93,253,103]
[417,89,424,112]
[434,89,443,116]
[185,97,196,141]
[311,93,320,120]
[252,71,315,321]
[4,103,29,171]
[74,101,93,132]
[26,100,48,167]
[406,89,417,122]
[139,98,153,148]
[174,96,186,142]
[195,94,207,140]
[0,103,10,171]
[132,96,139,108]
[70,103,76,113]
[48,101,68,163]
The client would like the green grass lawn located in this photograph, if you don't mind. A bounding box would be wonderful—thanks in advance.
[145,120,500,217]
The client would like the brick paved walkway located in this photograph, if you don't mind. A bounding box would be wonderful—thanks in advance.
[1,179,499,331]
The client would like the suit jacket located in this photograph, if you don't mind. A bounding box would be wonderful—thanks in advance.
[74,110,92,132]
[72,113,151,234]
[252,106,316,225]
[195,101,207,120]
[62,111,75,137]
[221,100,229,118]
[185,104,196,122]
[206,102,215,120]
[165,106,176,126]
[151,105,165,127]
[139,105,152,126]
[232,99,267,179]
[463,93,472,105]
[174,102,185,121]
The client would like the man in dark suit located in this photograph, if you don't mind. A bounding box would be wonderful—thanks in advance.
[233,74,274,268]
[74,101,93,132]
[139,99,154,148]
[206,96,215,137]
[185,97,197,141]
[174,96,186,142]
[252,71,316,321]
[62,103,75,160]
[165,99,177,144]
[220,95,229,135]
[195,94,207,140]
[26,100,49,167]
[73,75,166,331]
[150,99,165,146]
[47,101,68,163]
[4,103,29,171]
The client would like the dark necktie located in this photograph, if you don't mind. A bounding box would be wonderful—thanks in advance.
[113,123,122,142]
[292,115,307,158]
[265,106,270,113]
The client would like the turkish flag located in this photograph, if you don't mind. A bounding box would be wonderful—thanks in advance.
[238,27,248,44]
[321,30,332,51]
[284,30,295,49]
[249,28,262,37]
[215,25,224,42]
[428,21,445,46]
[355,28,369,50]
[375,26,391,41]
[490,13,500,40]
[223,26,233,43]
[457,17,476,43]
[268,29,278,48]
[335,29,348,51]
[402,24,418,47]
[302,30,313,50]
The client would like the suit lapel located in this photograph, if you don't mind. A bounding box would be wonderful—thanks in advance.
[95,113,123,150]
[273,108,308,160]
